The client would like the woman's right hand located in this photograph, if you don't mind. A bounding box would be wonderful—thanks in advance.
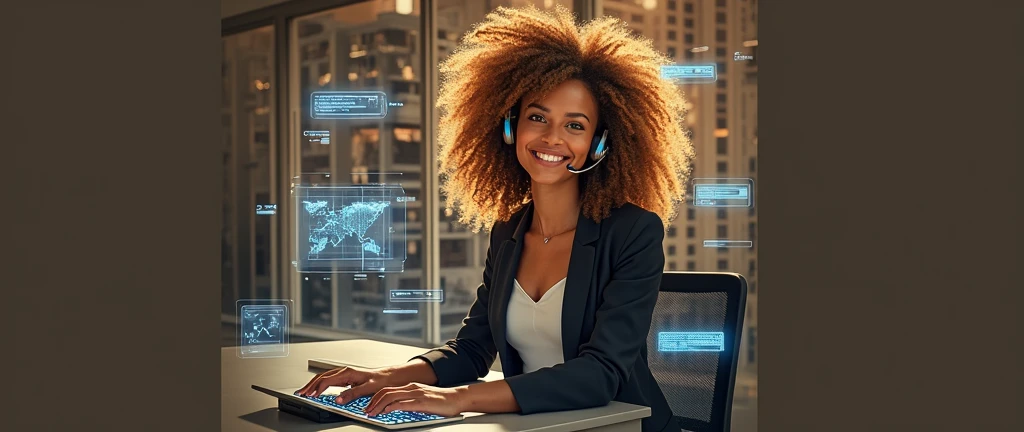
[295,365,407,404]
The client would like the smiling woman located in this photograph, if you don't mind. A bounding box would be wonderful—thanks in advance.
[299,5,696,432]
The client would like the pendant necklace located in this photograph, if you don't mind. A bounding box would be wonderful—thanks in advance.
[538,206,580,244]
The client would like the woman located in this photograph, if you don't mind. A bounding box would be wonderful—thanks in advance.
[298,5,694,431]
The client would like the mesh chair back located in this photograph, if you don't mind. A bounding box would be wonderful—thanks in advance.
[647,272,747,432]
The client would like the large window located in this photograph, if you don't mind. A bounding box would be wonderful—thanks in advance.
[222,26,276,315]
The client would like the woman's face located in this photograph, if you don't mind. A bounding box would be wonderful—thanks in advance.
[515,79,600,186]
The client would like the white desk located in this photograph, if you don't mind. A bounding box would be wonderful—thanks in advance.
[223,339,650,431]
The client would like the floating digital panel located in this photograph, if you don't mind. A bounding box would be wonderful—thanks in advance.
[256,204,277,215]
[303,130,331,145]
[733,51,754,61]
[658,332,725,352]
[692,178,755,208]
[661,64,717,84]
[236,300,292,359]
[311,91,403,120]
[382,309,418,314]
[390,289,444,303]
[294,184,408,273]
[703,240,753,248]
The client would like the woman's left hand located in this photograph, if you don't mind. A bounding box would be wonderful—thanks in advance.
[364,382,467,418]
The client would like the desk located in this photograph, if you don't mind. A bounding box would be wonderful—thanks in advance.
[223,339,650,431]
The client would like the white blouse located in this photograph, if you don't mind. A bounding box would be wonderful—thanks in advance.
[505,277,566,374]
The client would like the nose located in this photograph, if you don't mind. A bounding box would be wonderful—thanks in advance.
[540,126,565,145]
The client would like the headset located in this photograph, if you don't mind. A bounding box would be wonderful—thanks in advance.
[502,103,610,174]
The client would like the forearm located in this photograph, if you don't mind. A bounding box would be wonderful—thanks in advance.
[386,358,439,385]
[456,380,520,414]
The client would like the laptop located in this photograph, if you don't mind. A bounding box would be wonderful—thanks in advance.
[251,384,465,430]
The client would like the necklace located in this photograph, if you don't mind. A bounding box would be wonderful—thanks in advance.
[537,209,579,244]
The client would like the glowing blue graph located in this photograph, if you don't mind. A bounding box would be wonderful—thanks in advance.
[240,304,288,357]
[295,185,408,273]
[658,332,725,352]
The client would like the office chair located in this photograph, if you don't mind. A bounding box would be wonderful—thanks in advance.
[647,271,748,432]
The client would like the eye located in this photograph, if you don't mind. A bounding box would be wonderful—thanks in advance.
[528,114,546,123]
[567,122,585,131]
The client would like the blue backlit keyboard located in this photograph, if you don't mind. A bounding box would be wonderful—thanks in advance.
[298,394,447,425]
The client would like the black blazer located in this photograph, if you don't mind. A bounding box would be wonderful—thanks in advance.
[415,201,676,432]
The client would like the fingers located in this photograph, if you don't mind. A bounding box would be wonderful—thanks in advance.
[335,382,375,405]
[295,370,331,396]
[366,387,419,416]
[297,368,351,397]
[372,399,422,416]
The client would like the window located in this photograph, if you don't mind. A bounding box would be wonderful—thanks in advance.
[749,259,756,276]
[668,245,676,256]
[668,0,677,11]
[716,12,726,23]
[687,208,695,220]
[684,18,694,28]
[717,161,728,173]
[717,118,727,128]
[667,47,676,58]
[685,51,694,60]
[718,61,727,73]
[668,262,678,271]
[749,222,757,243]
[717,79,727,88]
[687,245,695,255]
[717,137,728,155]
[717,225,728,237]
[687,261,696,270]
[716,47,727,57]
[668,15,677,25]
[668,30,676,40]
[684,2,694,13]
[667,226,677,237]
[684,33,694,43]
[716,29,727,42]
[717,259,729,270]
[716,93,727,104]
[750,157,757,173]
[717,0,727,7]
[686,226,695,238]
[717,209,728,220]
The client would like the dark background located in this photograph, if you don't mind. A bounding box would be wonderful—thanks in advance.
[4,0,1019,431]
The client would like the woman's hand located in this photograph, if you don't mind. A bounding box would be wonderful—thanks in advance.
[294,365,406,404]
[364,383,468,418]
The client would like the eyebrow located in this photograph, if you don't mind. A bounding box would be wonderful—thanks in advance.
[526,102,592,123]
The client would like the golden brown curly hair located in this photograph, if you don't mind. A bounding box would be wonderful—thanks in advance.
[437,4,695,232]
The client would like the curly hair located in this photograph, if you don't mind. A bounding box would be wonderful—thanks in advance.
[437,5,695,232]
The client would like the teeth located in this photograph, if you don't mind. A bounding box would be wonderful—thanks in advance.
[535,151,564,163]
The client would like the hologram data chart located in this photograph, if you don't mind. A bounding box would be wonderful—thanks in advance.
[295,185,408,273]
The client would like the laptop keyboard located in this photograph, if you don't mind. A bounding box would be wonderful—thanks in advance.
[299,394,447,425]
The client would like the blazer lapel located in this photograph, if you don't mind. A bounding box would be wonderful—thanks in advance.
[491,202,533,374]
[561,209,601,362]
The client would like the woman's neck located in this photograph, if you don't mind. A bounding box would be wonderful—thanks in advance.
[530,179,581,237]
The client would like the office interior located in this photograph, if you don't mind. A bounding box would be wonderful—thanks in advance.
[221,0,757,430]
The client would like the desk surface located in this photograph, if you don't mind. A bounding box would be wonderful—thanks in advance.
[223,339,650,432]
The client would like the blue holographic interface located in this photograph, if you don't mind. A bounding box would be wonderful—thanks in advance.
[293,184,408,273]
[310,91,404,120]
[256,204,278,215]
[703,240,753,248]
[304,130,330,145]
[658,332,725,352]
[661,64,717,84]
[692,178,755,208]
[237,299,292,359]
[390,289,444,303]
